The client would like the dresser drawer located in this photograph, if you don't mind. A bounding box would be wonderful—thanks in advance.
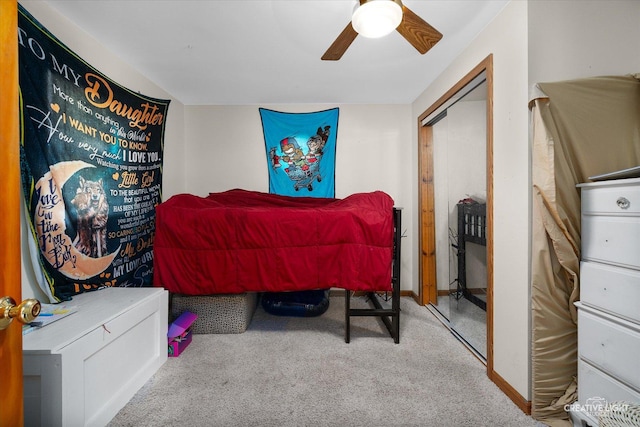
[580,178,640,215]
[580,261,640,323]
[577,306,640,389]
[581,215,640,270]
[578,359,640,406]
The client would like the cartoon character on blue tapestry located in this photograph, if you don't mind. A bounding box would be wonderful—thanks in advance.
[269,126,330,192]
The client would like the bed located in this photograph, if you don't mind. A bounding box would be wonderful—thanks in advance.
[153,189,402,342]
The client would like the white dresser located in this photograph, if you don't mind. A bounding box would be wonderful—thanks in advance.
[23,287,168,427]
[571,177,640,426]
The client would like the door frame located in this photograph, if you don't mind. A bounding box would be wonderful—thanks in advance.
[417,54,494,373]
[0,0,25,425]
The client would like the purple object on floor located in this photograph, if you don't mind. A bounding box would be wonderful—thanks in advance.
[168,311,198,339]
[168,311,198,357]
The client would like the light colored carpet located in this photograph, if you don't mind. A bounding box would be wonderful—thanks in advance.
[109,296,546,427]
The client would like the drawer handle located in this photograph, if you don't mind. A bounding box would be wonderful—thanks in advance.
[616,197,630,210]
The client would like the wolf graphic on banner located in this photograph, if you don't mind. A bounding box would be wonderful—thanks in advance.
[260,108,339,198]
[71,176,109,258]
[18,6,170,302]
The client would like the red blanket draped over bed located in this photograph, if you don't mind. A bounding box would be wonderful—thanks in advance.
[153,189,395,295]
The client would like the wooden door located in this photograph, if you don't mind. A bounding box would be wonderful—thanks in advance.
[0,1,24,425]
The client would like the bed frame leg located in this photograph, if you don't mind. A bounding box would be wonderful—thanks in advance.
[344,207,401,343]
[345,291,351,343]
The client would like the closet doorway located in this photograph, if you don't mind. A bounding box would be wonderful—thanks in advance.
[418,55,493,365]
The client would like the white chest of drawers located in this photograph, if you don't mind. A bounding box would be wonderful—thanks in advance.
[571,177,640,426]
[23,287,168,427]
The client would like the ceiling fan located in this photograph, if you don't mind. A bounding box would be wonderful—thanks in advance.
[321,0,443,61]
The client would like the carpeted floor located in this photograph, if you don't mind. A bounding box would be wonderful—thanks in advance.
[108,295,546,427]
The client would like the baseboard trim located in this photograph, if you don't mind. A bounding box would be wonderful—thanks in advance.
[411,292,421,304]
[488,369,532,415]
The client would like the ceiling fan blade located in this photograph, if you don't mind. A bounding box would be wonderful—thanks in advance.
[396,5,443,55]
[321,22,358,61]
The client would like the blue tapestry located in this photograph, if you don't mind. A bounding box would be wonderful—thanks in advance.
[260,108,338,197]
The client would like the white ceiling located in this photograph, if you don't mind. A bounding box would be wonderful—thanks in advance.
[44,0,508,105]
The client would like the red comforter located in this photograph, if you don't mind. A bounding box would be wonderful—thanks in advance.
[153,189,394,295]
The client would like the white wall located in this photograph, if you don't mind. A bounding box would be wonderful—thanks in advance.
[19,1,186,302]
[184,104,414,290]
[412,0,530,399]
[528,0,640,87]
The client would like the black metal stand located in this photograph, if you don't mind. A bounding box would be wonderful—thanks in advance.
[455,202,487,311]
[345,208,401,343]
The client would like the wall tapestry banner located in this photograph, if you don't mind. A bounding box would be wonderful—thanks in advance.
[259,108,338,197]
[18,6,170,303]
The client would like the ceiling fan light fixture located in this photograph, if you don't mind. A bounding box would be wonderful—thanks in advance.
[352,0,403,39]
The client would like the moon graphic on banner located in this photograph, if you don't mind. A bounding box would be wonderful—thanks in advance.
[35,160,120,281]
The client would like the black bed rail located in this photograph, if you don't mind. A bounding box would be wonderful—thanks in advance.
[345,207,402,343]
